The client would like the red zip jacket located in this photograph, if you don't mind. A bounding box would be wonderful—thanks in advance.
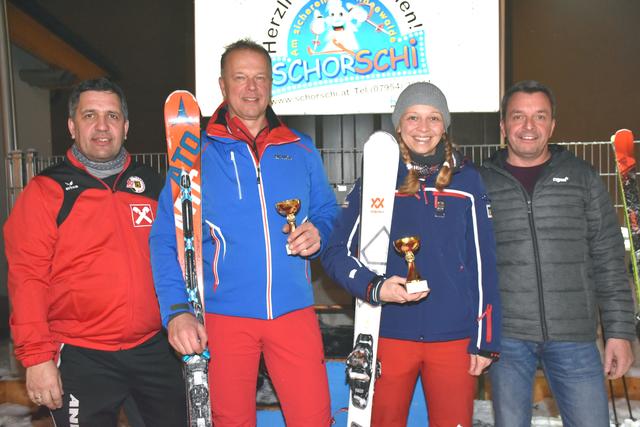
[4,149,163,367]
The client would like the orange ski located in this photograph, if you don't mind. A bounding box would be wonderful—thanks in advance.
[613,128,636,176]
[164,90,204,302]
[612,128,640,339]
[164,90,212,427]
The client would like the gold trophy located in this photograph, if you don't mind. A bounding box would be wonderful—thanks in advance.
[393,236,430,294]
[275,198,301,255]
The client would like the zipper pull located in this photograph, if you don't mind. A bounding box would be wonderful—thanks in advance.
[256,165,261,185]
[527,200,532,214]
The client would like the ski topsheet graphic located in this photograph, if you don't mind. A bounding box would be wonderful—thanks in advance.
[164,90,212,427]
[612,129,640,338]
[347,131,399,427]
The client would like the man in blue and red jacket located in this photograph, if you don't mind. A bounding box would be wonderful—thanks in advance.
[150,39,338,426]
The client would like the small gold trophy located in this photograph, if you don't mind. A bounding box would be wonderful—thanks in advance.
[275,198,301,255]
[393,236,430,294]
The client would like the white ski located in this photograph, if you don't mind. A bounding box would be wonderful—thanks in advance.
[347,131,399,427]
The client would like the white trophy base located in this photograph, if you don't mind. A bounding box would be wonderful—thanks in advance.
[406,280,430,294]
[286,243,292,256]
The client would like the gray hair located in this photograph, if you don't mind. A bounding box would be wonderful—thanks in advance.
[68,78,128,120]
[220,38,272,77]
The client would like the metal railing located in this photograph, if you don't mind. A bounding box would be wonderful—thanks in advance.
[5,140,637,215]
[457,141,625,213]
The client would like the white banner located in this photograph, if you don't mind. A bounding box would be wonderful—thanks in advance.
[195,0,499,116]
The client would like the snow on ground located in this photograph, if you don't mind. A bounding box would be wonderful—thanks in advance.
[1,399,639,426]
[0,403,31,427]
[473,398,640,427]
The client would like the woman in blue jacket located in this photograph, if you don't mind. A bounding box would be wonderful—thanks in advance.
[322,82,501,426]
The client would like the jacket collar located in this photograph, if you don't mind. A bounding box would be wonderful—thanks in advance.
[205,102,299,146]
[65,147,131,174]
[485,144,567,170]
[396,147,466,184]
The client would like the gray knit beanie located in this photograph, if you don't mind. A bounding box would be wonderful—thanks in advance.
[391,82,451,130]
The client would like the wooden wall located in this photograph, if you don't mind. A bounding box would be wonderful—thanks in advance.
[506,0,640,141]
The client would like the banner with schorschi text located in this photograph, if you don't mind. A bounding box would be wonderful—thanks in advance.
[195,0,499,116]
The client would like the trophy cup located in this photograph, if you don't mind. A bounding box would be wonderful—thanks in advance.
[275,198,301,255]
[393,236,430,294]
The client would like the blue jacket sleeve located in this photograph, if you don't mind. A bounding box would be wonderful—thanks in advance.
[466,170,501,356]
[149,176,191,328]
[300,135,338,258]
[321,180,379,301]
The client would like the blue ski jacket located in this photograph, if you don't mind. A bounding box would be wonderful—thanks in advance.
[150,104,338,326]
[321,153,501,355]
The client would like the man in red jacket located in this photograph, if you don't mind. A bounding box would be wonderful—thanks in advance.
[3,78,186,427]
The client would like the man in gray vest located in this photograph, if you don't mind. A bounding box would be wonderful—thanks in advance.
[480,80,635,426]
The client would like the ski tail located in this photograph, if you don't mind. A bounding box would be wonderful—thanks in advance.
[611,128,640,339]
[164,90,212,427]
[613,129,636,176]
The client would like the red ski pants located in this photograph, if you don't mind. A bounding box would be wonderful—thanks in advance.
[372,337,476,427]
[205,307,331,426]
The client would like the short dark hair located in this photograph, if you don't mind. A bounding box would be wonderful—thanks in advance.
[68,78,128,120]
[501,80,556,120]
[220,39,272,77]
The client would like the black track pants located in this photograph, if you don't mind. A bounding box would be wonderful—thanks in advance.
[51,332,187,427]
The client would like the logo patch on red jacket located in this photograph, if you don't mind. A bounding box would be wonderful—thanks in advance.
[126,176,146,193]
[130,204,154,227]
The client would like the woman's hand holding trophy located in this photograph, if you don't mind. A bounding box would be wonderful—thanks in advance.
[393,236,430,294]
